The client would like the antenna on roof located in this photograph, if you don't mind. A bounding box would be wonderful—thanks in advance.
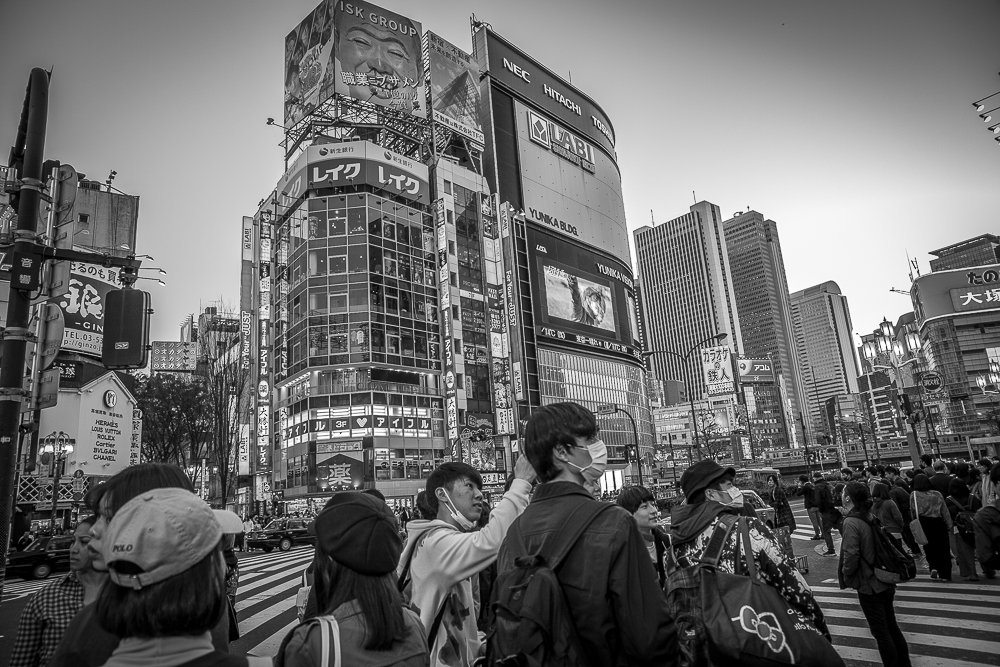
[692,190,696,204]
[650,209,654,225]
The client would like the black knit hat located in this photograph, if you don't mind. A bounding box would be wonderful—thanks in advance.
[679,460,735,502]
[309,492,401,575]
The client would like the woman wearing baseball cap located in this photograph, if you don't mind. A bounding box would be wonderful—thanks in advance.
[94,487,264,667]
[277,491,427,666]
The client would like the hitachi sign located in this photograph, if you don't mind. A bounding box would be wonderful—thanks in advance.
[543,84,582,116]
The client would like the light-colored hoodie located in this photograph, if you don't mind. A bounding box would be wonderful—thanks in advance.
[398,479,531,667]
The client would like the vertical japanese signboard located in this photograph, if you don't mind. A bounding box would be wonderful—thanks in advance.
[257,217,272,473]
[486,196,515,435]
[702,345,736,397]
[436,198,459,446]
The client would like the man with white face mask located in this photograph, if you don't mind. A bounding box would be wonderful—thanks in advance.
[496,402,678,665]
[399,457,536,666]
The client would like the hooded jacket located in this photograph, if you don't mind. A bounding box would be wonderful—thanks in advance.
[974,504,1000,570]
[397,479,531,667]
[669,501,830,639]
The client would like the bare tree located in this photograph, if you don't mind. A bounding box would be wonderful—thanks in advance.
[134,373,210,474]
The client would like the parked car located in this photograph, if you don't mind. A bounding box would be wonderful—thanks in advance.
[246,517,315,552]
[6,535,74,579]
[742,490,776,528]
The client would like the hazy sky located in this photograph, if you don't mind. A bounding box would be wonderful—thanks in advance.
[2,0,999,346]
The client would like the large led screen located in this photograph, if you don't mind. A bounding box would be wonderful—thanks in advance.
[284,0,425,128]
[528,224,641,362]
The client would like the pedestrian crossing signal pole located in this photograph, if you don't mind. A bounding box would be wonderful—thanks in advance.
[0,68,50,597]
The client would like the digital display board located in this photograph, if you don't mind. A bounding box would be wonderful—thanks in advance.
[527,224,640,362]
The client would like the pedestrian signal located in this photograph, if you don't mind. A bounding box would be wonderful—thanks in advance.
[101,288,150,369]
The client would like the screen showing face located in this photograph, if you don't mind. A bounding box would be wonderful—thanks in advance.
[542,263,616,333]
[527,224,640,361]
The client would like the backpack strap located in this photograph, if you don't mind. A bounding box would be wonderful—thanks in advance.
[397,526,444,592]
[518,501,615,571]
[699,513,739,568]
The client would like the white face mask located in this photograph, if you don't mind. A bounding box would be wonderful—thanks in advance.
[565,439,608,483]
[439,488,476,531]
[707,485,743,507]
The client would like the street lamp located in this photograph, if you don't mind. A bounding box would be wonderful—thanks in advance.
[644,332,728,462]
[40,431,73,532]
[862,317,924,463]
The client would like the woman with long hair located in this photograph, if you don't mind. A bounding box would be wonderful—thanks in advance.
[765,474,796,557]
[911,473,954,581]
[278,492,427,666]
[871,483,905,542]
[839,482,912,667]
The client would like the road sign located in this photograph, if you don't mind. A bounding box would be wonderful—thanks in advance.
[920,371,943,393]
[596,404,617,415]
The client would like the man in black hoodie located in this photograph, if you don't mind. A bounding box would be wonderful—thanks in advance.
[974,463,1000,579]
[799,474,822,539]
[813,473,839,556]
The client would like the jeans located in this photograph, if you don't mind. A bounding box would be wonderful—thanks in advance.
[807,507,822,537]
[857,588,911,667]
[820,513,837,552]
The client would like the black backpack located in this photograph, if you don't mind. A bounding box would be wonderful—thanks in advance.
[860,515,916,585]
[947,497,977,540]
[486,502,613,667]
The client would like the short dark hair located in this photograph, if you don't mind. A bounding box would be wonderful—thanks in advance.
[96,547,224,637]
[920,453,933,467]
[885,466,900,475]
[798,475,808,483]
[841,468,853,477]
[843,481,873,513]
[524,402,598,483]
[979,458,992,469]
[425,462,482,515]
[990,462,1000,485]
[313,553,406,650]
[871,483,891,501]
[414,490,435,520]
[616,486,654,514]
[948,479,970,499]
[90,463,194,520]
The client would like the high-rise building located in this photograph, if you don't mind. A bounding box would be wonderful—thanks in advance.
[475,26,653,479]
[928,234,1000,271]
[635,201,743,401]
[789,281,861,442]
[722,210,805,449]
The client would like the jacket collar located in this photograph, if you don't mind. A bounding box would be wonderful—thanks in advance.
[531,480,593,501]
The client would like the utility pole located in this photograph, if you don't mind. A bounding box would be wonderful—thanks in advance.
[0,69,50,596]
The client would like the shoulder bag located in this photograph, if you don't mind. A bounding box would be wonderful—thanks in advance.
[909,492,929,546]
[700,517,844,667]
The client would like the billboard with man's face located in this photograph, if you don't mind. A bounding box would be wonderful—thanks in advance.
[284,0,425,128]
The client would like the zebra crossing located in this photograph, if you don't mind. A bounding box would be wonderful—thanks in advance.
[232,546,314,658]
[0,576,56,603]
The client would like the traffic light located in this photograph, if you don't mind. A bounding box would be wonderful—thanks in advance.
[101,288,151,369]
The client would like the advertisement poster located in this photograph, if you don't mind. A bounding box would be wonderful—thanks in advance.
[426,31,484,145]
[702,346,736,397]
[737,357,774,384]
[528,224,640,361]
[55,263,120,357]
[317,450,364,491]
[911,264,1000,325]
[284,0,425,128]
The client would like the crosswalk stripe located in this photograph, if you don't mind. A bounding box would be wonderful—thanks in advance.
[248,619,298,658]
[812,584,1000,605]
[821,607,1000,633]
[835,644,993,667]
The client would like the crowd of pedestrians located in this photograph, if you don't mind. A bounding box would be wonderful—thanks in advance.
[9,407,1000,667]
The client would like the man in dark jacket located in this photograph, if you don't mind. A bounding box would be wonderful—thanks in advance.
[974,465,1000,579]
[929,460,953,496]
[496,402,677,666]
[814,474,839,556]
[799,474,822,539]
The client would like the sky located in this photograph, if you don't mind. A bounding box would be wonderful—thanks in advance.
[2,0,999,346]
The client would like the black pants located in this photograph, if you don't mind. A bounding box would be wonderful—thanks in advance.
[921,516,953,580]
[857,588,911,667]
